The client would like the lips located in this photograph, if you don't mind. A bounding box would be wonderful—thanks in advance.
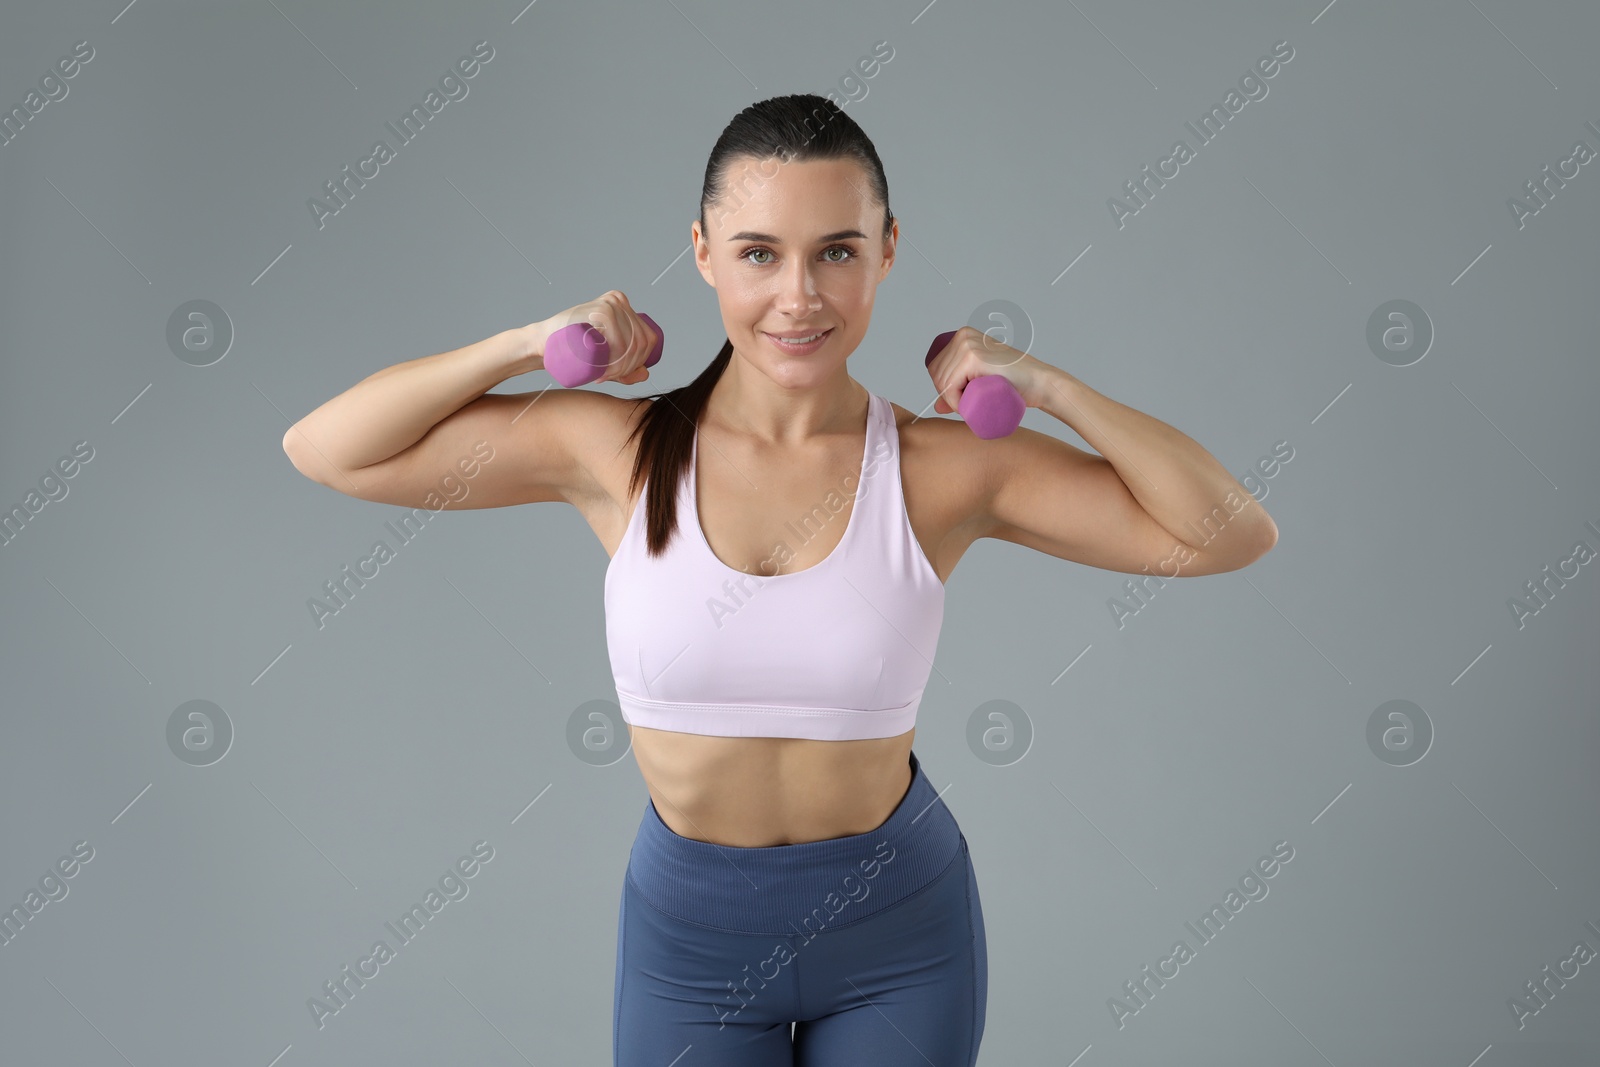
[763,328,833,354]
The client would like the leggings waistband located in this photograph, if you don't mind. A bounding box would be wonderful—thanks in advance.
[626,750,963,935]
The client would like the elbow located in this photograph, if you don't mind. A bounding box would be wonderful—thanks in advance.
[281,424,321,482]
[1257,519,1279,557]
[1211,524,1277,574]
[281,424,305,468]
[1239,523,1278,568]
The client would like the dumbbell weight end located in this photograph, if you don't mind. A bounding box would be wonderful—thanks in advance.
[924,330,1025,439]
[544,313,664,388]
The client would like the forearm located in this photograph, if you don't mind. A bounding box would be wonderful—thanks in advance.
[1034,366,1278,560]
[285,325,544,475]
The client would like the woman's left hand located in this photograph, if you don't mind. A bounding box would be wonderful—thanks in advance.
[926,326,1052,415]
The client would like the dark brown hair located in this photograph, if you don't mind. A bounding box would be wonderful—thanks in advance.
[618,92,895,557]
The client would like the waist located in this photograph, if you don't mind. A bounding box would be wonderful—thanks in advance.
[625,749,963,934]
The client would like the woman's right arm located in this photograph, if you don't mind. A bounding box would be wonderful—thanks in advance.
[281,294,657,510]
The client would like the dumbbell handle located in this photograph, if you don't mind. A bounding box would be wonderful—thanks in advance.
[924,331,1025,439]
[543,313,664,387]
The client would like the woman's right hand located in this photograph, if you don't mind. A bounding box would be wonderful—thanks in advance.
[528,290,659,386]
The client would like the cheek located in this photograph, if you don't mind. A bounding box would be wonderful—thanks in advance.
[721,274,771,308]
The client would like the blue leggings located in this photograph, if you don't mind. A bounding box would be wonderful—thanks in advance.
[614,750,988,1065]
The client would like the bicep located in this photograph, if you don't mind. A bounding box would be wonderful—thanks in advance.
[295,389,627,511]
[977,427,1227,576]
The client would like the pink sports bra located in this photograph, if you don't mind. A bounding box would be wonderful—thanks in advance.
[603,390,945,740]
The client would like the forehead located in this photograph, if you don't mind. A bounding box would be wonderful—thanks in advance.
[712,156,874,233]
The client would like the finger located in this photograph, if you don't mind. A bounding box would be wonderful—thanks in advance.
[611,293,649,373]
[637,315,659,370]
[940,370,965,415]
[625,310,653,373]
[600,306,641,381]
[928,357,958,415]
[926,356,947,411]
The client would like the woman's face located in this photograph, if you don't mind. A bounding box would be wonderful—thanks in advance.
[693,155,896,388]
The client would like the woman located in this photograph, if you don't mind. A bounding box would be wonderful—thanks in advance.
[283,93,1278,1065]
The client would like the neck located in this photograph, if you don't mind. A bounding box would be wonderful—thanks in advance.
[708,356,869,445]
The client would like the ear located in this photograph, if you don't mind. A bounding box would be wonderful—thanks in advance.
[692,219,716,288]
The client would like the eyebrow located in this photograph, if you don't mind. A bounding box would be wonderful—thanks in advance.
[726,229,869,243]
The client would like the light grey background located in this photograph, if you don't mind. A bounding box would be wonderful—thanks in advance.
[3,0,1597,1064]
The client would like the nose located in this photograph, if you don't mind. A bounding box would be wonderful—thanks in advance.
[774,259,822,316]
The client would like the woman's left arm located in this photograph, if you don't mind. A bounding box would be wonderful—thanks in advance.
[930,331,1280,577]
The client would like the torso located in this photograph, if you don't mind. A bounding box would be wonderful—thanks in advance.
[572,384,991,847]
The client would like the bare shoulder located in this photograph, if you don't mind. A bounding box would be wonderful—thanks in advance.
[885,398,996,581]
[565,390,654,551]
[565,390,652,499]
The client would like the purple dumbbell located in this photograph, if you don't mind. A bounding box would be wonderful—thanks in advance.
[544,313,664,387]
[924,330,1025,439]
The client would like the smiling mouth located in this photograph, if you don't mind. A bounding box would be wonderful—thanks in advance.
[765,328,832,344]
